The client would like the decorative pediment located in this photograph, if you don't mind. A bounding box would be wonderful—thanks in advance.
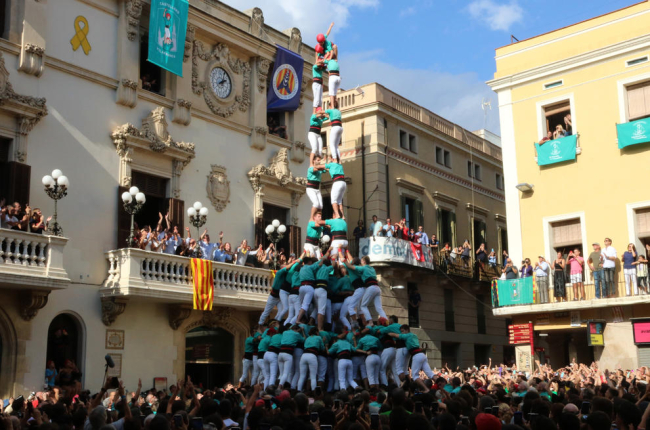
[111,107,195,194]
[0,51,48,162]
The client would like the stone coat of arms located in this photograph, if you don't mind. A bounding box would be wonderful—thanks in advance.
[206,165,230,212]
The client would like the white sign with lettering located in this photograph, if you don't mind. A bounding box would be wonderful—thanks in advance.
[359,237,435,270]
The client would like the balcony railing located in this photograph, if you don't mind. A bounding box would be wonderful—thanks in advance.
[0,228,69,290]
[102,248,271,308]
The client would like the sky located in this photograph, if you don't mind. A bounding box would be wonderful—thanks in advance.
[221,0,639,135]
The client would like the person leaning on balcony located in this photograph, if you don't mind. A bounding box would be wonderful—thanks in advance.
[622,243,639,296]
[553,251,567,302]
[602,238,617,298]
[476,243,488,271]
[382,218,395,237]
[564,114,573,136]
[503,258,518,279]
[553,124,567,140]
[418,226,430,246]
[369,215,382,238]
[538,131,553,145]
[588,243,605,299]
[634,254,649,295]
[534,256,550,304]
[566,249,585,301]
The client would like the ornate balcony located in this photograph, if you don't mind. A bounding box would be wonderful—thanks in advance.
[102,248,272,323]
[0,228,70,320]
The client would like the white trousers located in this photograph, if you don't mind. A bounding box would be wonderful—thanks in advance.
[314,287,328,315]
[306,187,323,209]
[308,132,323,157]
[240,358,253,383]
[259,294,280,325]
[380,347,400,386]
[348,287,365,317]
[352,355,367,380]
[329,126,343,161]
[411,353,434,381]
[625,268,638,296]
[361,285,386,322]
[337,297,352,330]
[303,243,322,258]
[317,355,328,382]
[395,348,409,377]
[327,357,337,392]
[331,181,346,205]
[312,82,323,108]
[298,352,319,391]
[278,352,293,387]
[337,358,358,390]
[365,354,381,386]
[329,75,341,97]
[291,348,303,389]
[263,352,278,389]
[299,285,315,312]
[287,294,300,325]
[331,239,348,258]
[276,290,290,321]
[252,356,262,384]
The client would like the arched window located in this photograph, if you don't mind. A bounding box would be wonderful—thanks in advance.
[0,307,16,398]
[185,326,234,389]
[46,313,85,393]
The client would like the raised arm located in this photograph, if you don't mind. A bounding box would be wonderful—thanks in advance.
[325,22,334,37]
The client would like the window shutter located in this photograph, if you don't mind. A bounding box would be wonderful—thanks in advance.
[450,211,457,247]
[2,161,31,205]
[637,208,650,238]
[436,207,442,240]
[255,217,265,249]
[117,186,132,248]
[168,198,184,231]
[400,195,406,222]
[627,81,650,120]
[415,199,423,229]
[480,220,487,247]
[289,225,302,256]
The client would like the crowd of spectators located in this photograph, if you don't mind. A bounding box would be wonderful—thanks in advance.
[0,199,51,233]
[538,114,573,144]
[3,358,650,430]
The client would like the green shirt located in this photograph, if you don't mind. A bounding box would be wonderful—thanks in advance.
[310,114,324,128]
[307,221,323,239]
[316,264,332,282]
[357,334,381,351]
[327,59,339,72]
[325,109,342,122]
[398,332,420,350]
[272,267,289,291]
[312,63,325,79]
[329,339,353,356]
[347,266,361,284]
[307,167,324,182]
[322,35,333,53]
[336,276,354,293]
[269,333,283,349]
[380,323,402,337]
[325,162,344,177]
[299,262,320,282]
[258,334,272,352]
[291,270,301,289]
[304,335,325,352]
[355,265,377,282]
[320,331,333,347]
[244,336,255,353]
[326,218,347,233]
[281,330,304,347]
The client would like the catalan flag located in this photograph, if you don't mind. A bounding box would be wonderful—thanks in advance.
[191,258,214,310]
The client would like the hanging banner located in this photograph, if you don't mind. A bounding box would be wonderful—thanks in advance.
[267,45,304,112]
[617,118,650,148]
[148,0,189,77]
[359,237,434,270]
[495,277,536,306]
[534,134,577,166]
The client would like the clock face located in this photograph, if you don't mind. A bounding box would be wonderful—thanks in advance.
[210,67,232,99]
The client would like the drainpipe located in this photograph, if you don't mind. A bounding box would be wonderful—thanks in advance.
[361,121,367,230]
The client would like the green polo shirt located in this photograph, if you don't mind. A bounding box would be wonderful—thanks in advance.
[329,339,353,356]
[272,267,289,291]
[244,336,255,353]
[304,335,325,352]
[310,114,324,128]
[357,334,381,351]
[269,333,283,349]
[280,330,304,347]
[327,59,339,72]
[325,109,342,122]
[398,332,420,350]
[307,221,323,239]
[307,167,324,182]
[326,218,347,233]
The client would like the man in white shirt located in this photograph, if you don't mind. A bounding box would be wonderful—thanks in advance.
[534,256,550,304]
[369,215,382,238]
[602,237,617,298]
[382,218,394,237]
[418,226,430,246]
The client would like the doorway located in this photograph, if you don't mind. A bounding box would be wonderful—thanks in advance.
[185,326,234,389]
[47,313,83,373]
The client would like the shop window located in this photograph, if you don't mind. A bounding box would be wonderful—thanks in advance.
[139,30,165,95]
[444,289,455,332]
[626,80,650,121]
[544,101,572,138]
[496,173,504,190]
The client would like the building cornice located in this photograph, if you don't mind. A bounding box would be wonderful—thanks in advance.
[396,178,425,194]
[488,33,650,91]
[433,192,460,206]
[466,203,490,217]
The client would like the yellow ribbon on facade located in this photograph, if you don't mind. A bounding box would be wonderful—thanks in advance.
[70,16,91,55]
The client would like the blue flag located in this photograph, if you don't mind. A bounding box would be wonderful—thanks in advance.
[267,46,304,112]
[534,134,577,166]
[148,0,188,77]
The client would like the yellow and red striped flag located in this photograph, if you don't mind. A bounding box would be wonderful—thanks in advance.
[191,258,214,310]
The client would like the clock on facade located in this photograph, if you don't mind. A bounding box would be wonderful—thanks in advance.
[210,67,232,99]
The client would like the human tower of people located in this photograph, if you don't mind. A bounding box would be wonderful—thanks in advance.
[239,24,434,395]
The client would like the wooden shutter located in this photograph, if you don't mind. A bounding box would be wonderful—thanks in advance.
[415,199,423,229]
[450,211,457,248]
[552,219,581,248]
[0,161,31,206]
[289,225,302,256]
[480,220,487,248]
[168,198,184,231]
[627,81,650,121]
[636,208,650,238]
[436,207,442,242]
[117,186,132,249]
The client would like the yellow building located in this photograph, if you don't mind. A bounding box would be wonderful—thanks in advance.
[488,1,650,369]
[322,84,510,368]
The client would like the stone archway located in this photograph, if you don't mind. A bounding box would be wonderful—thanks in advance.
[0,307,17,398]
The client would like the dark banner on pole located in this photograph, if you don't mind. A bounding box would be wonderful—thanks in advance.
[267,45,304,112]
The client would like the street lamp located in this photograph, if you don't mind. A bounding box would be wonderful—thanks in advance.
[41,169,69,236]
[121,186,146,247]
[265,219,286,270]
[187,201,208,258]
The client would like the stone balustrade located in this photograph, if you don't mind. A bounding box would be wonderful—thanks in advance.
[0,228,69,290]
[103,248,272,308]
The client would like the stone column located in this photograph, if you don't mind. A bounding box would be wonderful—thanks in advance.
[250,57,271,150]
[115,0,142,108]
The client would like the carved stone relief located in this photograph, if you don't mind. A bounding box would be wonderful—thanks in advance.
[248,8,265,39]
[20,291,50,321]
[116,79,138,108]
[206,165,230,212]
[256,57,271,93]
[18,44,45,77]
[172,99,192,126]
[288,28,302,55]
[184,24,195,63]
[125,0,144,42]
[192,40,251,118]
[101,297,128,326]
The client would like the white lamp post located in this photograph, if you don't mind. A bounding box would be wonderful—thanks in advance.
[121,186,146,247]
[188,201,208,257]
[41,169,69,236]
[266,219,286,269]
